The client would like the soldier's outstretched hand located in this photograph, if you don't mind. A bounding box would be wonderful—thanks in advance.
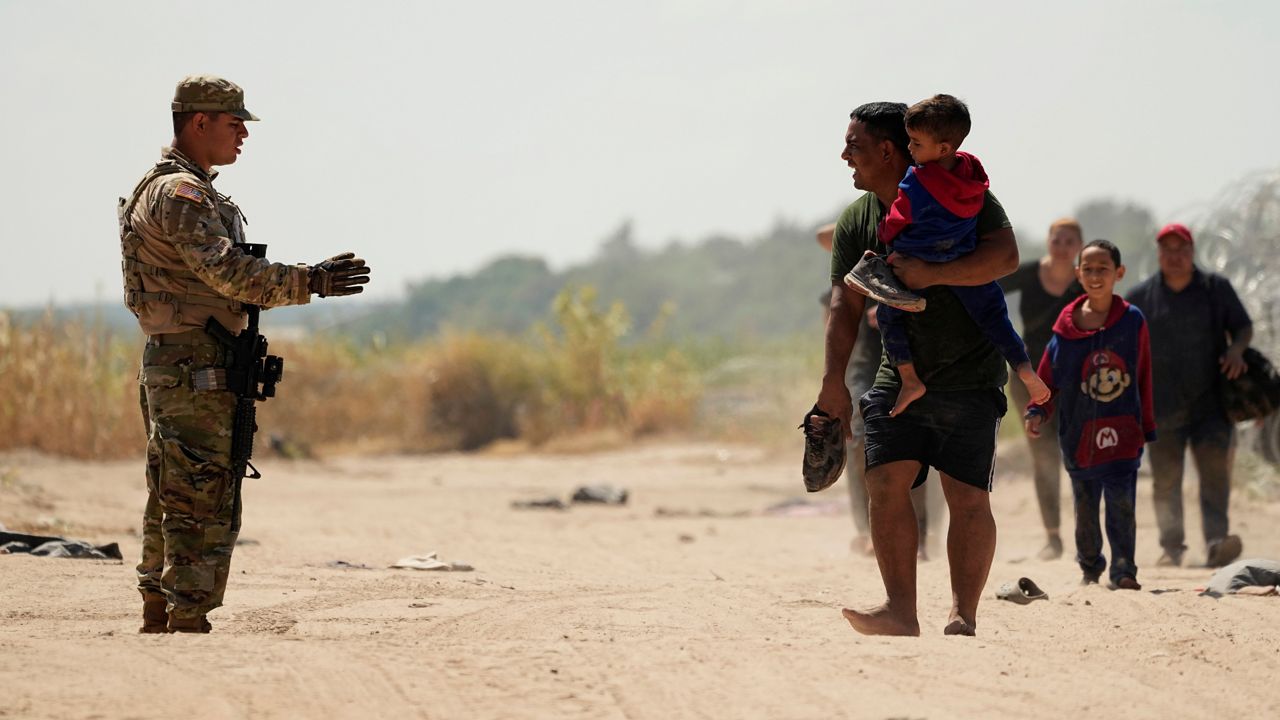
[309,252,371,297]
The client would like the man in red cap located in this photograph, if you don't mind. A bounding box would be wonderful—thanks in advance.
[1126,223,1252,567]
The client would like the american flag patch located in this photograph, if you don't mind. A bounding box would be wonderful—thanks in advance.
[173,181,208,205]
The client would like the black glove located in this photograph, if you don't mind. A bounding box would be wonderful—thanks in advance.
[309,252,371,297]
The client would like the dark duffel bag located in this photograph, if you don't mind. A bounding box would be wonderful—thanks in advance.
[1222,347,1280,422]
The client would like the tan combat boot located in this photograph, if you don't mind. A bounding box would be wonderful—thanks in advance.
[168,614,213,633]
[139,599,171,634]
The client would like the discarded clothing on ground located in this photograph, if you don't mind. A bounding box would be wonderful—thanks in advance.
[1201,558,1280,597]
[0,531,123,560]
[390,551,474,572]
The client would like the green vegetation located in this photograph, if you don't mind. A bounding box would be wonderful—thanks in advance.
[0,288,719,459]
[7,175,1280,492]
[359,219,833,343]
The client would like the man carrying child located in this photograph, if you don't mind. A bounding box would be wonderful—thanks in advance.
[844,94,1049,417]
[813,99,1018,637]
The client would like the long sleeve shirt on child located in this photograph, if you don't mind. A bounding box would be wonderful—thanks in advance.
[877,151,991,262]
[1027,294,1157,474]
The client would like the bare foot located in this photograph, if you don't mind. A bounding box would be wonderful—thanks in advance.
[942,607,977,636]
[1036,532,1063,561]
[891,365,926,417]
[841,605,920,636]
[1017,364,1051,405]
[943,608,977,636]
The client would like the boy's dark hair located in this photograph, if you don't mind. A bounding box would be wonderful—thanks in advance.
[1081,239,1122,267]
[904,94,971,147]
[850,102,910,159]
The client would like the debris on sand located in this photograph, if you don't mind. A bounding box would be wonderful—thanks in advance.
[326,560,374,570]
[1200,558,1280,597]
[653,506,751,519]
[390,551,474,572]
[511,497,569,511]
[995,577,1049,604]
[0,531,122,560]
[761,497,845,518]
[571,484,629,505]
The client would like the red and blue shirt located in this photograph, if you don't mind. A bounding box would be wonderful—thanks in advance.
[877,151,991,262]
[1027,295,1157,474]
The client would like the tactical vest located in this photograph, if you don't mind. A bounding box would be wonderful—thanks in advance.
[117,161,247,325]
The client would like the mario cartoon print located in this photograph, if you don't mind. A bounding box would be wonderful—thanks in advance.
[1074,349,1142,467]
[1081,349,1131,403]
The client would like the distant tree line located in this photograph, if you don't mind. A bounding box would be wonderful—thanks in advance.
[360,197,1168,342]
[357,217,840,343]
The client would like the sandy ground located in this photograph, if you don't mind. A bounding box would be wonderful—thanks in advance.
[2,440,1279,720]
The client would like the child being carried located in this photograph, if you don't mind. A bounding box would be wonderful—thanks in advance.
[844,93,1050,416]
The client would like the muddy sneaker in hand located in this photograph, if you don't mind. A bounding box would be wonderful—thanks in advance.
[843,253,925,312]
[800,406,845,492]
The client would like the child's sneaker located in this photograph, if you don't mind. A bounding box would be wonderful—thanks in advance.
[799,406,845,492]
[843,253,926,312]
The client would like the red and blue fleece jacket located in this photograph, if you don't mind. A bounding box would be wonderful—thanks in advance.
[877,151,990,258]
[1027,295,1157,474]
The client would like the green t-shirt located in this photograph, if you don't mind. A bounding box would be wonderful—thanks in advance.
[829,190,1014,392]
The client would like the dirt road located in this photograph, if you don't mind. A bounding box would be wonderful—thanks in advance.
[2,442,1278,719]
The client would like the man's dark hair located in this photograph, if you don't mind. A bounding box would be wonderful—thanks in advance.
[850,102,910,159]
[903,94,971,147]
[1081,238,1122,267]
[172,111,221,137]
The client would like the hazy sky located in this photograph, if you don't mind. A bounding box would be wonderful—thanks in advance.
[2,0,1277,306]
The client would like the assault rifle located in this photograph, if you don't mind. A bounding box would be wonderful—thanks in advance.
[201,242,284,485]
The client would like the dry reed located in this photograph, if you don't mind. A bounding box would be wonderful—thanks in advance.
[0,287,703,460]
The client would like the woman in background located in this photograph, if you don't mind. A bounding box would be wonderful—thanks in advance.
[1000,218,1084,560]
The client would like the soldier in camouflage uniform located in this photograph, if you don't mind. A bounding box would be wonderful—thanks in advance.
[122,76,372,633]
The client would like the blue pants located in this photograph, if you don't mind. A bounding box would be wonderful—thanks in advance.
[1070,468,1138,583]
[880,282,1030,370]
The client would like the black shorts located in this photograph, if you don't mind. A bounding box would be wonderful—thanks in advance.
[859,386,1007,492]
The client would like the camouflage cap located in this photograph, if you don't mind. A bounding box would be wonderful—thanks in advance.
[171,75,259,121]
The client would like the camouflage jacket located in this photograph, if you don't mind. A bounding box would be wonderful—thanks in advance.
[119,147,310,335]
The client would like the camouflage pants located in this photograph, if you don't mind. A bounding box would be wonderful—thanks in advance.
[135,334,241,619]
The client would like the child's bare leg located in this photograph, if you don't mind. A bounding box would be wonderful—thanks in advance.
[1016,363,1050,405]
[892,363,927,417]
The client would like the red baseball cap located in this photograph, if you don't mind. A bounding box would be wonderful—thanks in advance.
[1080,349,1129,382]
[1156,222,1194,245]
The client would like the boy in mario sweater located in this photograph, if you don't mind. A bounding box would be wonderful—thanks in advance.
[1025,240,1156,589]
[857,94,1050,416]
